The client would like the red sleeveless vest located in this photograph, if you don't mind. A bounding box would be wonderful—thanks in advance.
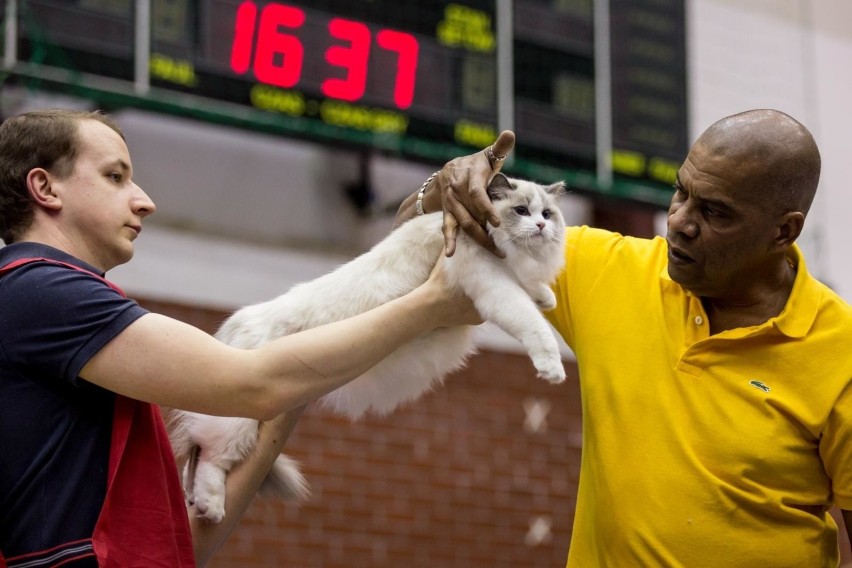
[0,258,195,567]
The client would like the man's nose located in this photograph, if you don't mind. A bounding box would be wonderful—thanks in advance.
[133,184,157,217]
[668,203,697,238]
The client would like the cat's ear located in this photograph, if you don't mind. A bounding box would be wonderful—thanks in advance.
[487,173,515,201]
[545,181,567,196]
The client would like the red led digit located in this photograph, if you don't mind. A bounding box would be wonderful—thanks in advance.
[322,18,371,102]
[376,29,419,109]
[230,1,257,75]
[253,3,306,88]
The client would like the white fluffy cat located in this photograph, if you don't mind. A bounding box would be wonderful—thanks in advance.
[169,173,567,522]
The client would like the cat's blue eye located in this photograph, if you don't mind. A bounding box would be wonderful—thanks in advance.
[514,206,529,216]
[542,209,551,219]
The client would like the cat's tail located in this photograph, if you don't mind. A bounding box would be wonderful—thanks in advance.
[166,409,194,461]
[260,454,311,502]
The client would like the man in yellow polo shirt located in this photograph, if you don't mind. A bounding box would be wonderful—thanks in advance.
[401,109,852,566]
[547,226,850,566]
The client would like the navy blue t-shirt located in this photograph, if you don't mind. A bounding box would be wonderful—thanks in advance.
[0,243,148,563]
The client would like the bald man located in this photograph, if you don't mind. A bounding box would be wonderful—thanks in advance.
[399,109,852,567]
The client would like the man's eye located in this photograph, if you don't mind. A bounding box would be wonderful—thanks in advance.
[108,172,122,182]
[514,206,529,216]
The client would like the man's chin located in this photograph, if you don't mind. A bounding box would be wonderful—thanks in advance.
[667,263,702,293]
[111,246,135,269]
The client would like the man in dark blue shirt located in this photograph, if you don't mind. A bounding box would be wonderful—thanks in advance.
[0,244,145,564]
[0,109,488,566]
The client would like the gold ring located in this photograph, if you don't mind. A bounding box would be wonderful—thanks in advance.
[486,145,507,163]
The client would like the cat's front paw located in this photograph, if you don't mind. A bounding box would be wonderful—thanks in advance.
[533,289,557,311]
[535,357,566,384]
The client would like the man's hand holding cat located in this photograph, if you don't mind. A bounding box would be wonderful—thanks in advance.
[435,130,515,258]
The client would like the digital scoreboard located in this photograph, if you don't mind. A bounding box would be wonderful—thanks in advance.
[6,0,688,205]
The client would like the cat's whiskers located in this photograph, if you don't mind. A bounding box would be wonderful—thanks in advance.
[495,226,555,254]
[493,231,525,249]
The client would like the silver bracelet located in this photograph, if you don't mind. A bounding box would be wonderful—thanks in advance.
[415,171,440,215]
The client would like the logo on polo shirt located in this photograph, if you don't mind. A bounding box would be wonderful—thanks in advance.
[749,380,771,392]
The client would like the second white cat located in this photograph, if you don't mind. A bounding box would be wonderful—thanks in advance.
[169,173,567,522]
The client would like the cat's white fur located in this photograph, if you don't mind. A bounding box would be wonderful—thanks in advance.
[169,174,567,522]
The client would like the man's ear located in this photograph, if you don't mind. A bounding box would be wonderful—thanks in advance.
[775,211,804,250]
[26,168,62,211]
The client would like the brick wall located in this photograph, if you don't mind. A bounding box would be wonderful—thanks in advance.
[143,299,582,567]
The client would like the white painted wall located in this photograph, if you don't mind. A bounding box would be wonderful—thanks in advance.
[810,2,852,299]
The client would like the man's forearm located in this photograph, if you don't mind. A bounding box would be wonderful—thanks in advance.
[395,174,441,227]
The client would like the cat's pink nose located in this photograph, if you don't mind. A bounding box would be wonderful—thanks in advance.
[537,222,545,231]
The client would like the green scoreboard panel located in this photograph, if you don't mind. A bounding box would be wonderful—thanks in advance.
[5,0,687,206]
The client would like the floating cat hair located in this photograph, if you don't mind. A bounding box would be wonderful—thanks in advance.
[169,173,567,522]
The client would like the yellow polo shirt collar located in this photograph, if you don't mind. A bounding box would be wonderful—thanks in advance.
[657,243,821,339]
